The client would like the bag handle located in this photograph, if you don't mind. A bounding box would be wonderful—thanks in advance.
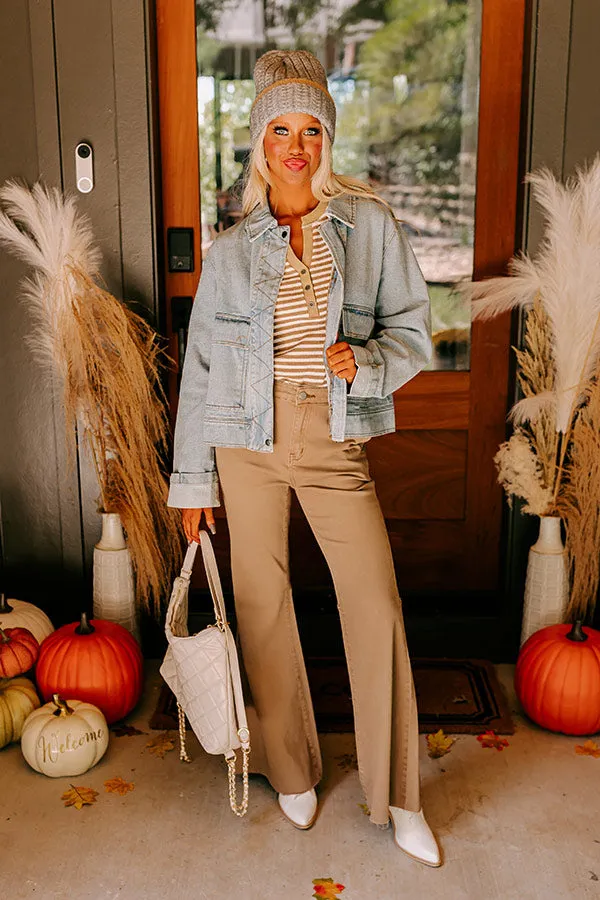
[197,531,250,749]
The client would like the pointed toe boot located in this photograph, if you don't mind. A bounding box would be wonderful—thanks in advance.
[389,805,442,867]
[278,788,318,829]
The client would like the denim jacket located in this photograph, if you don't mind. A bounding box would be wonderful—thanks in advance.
[167,193,432,508]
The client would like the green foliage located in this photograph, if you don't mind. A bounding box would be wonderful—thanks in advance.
[357,0,469,186]
[198,79,255,228]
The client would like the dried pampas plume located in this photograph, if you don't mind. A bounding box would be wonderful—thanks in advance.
[0,178,183,617]
[512,294,558,508]
[458,156,600,623]
[556,369,600,623]
[461,154,600,436]
[494,430,553,517]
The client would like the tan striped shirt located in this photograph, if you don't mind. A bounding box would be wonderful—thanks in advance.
[273,199,333,386]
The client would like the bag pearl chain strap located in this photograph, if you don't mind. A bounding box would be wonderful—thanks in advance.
[160,531,252,817]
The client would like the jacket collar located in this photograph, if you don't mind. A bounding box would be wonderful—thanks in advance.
[244,193,356,242]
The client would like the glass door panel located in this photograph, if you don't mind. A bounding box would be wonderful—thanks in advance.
[195,0,481,372]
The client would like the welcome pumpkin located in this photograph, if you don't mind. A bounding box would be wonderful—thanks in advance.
[36,613,143,724]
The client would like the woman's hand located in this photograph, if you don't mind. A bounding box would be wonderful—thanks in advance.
[326,341,358,386]
[181,508,217,543]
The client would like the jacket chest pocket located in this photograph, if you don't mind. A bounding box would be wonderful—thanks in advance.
[341,305,375,342]
[206,313,251,409]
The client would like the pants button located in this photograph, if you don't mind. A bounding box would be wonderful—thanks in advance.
[298,391,308,400]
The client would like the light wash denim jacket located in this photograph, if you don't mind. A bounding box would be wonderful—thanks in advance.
[168,193,432,508]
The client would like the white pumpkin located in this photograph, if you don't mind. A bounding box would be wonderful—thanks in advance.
[21,694,109,777]
[0,595,54,644]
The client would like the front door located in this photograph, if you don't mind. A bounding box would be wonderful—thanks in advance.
[155,0,527,654]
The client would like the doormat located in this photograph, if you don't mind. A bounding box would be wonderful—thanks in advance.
[150,657,514,735]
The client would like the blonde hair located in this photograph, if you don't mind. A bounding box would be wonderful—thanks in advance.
[240,123,396,219]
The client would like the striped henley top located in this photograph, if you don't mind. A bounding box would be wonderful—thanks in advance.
[273,198,333,386]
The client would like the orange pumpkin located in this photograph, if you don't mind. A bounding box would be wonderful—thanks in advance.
[515,621,600,735]
[35,613,143,724]
[0,627,40,678]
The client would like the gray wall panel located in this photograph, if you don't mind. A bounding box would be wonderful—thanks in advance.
[53,2,123,294]
[523,0,573,250]
[0,0,159,623]
[564,0,600,173]
[111,0,160,319]
[0,0,83,615]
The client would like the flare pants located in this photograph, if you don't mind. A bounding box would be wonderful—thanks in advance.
[214,378,421,826]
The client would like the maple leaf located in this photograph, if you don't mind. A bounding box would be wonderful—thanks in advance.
[477,730,509,751]
[575,740,600,758]
[61,785,99,810]
[312,877,345,899]
[110,722,147,737]
[145,731,175,758]
[104,776,135,795]
[334,752,357,772]
[358,803,370,816]
[426,729,455,758]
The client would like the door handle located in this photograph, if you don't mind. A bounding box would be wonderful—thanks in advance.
[171,296,193,389]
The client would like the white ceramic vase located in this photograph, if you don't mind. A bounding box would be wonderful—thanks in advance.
[93,512,140,643]
[520,515,569,646]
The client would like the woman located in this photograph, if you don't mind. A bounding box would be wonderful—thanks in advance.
[168,49,441,867]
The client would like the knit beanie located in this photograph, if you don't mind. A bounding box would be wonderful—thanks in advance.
[250,50,336,147]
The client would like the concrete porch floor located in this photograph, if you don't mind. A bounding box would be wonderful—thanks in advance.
[1,662,599,900]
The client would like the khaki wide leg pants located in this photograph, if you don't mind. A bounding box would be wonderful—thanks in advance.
[214,378,421,827]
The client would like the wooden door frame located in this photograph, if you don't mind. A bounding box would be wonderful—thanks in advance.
[155,0,202,420]
[155,0,528,596]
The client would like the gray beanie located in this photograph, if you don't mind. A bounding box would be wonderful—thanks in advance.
[250,50,336,147]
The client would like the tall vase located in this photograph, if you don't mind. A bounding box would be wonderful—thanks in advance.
[93,512,140,644]
[520,515,569,646]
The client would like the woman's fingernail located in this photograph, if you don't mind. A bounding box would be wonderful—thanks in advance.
[209,523,216,534]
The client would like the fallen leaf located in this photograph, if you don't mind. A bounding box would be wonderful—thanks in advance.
[104,776,135,796]
[61,785,99,810]
[312,877,345,899]
[477,730,509,751]
[358,803,370,816]
[145,731,175,758]
[426,729,455,758]
[110,722,147,737]
[575,740,600,758]
[334,752,357,772]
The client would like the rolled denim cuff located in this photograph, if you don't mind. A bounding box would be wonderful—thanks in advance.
[348,345,377,397]
[167,472,221,509]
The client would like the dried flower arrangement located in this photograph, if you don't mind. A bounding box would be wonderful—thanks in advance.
[0,179,183,617]
[461,155,600,623]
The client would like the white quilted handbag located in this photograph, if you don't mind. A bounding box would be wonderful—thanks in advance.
[160,530,251,816]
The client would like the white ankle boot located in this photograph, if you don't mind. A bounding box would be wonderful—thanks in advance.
[278,788,318,829]
[389,805,442,867]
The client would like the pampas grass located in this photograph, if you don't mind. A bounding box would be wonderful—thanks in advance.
[494,429,553,516]
[462,154,600,437]
[460,155,600,623]
[556,369,600,622]
[0,178,183,617]
[494,296,557,516]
